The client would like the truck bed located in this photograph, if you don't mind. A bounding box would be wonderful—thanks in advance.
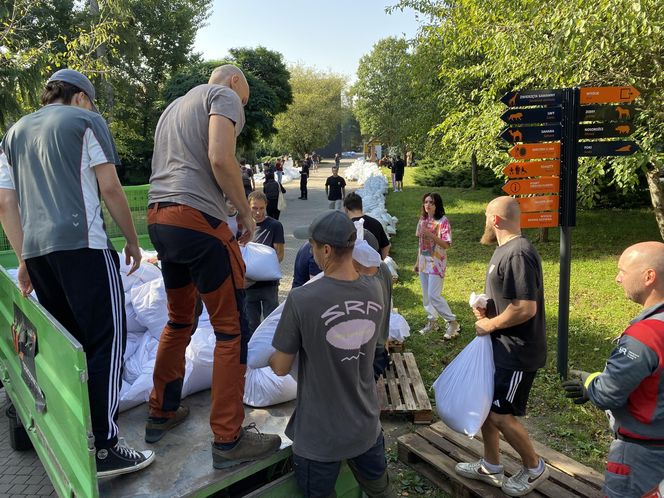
[99,391,294,497]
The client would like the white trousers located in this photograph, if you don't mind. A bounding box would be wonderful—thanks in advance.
[419,272,456,322]
[329,199,343,210]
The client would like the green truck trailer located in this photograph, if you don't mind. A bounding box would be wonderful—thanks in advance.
[0,186,361,497]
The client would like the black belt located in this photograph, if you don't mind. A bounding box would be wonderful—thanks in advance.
[147,202,181,209]
[616,433,664,448]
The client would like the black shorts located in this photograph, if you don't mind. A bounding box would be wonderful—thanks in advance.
[490,367,537,416]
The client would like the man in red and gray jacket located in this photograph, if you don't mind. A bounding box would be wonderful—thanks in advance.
[563,241,664,498]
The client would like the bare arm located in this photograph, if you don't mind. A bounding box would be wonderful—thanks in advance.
[380,244,390,259]
[95,163,141,275]
[208,115,254,243]
[274,243,285,262]
[475,299,537,336]
[0,189,32,295]
[269,350,296,376]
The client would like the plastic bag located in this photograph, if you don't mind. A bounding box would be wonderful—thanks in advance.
[243,367,297,407]
[388,312,410,342]
[433,335,494,437]
[241,242,282,281]
[278,189,287,211]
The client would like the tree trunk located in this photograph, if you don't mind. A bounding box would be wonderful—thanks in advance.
[538,227,549,243]
[645,165,664,241]
[471,151,478,189]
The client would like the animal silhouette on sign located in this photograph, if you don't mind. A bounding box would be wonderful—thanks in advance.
[508,93,518,107]
[615,125,630,134]
[508,112,523,121]
[616,106,631,119]
[615,144,632,152]
[508,130,523,143]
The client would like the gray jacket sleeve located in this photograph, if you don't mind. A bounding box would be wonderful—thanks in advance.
[586,333,659,410]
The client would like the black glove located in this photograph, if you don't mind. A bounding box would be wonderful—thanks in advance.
[562,378,589,404]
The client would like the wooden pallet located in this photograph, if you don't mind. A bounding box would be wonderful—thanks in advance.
[377,352,432,424]
[387,340,404,353]
[398,422,604,498]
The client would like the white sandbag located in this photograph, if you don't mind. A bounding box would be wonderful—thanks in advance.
[124,331,142,361]
[243,367,297,407]
[130,279,168,339]
[118,254,162,292]
[433,336,494,437]
[125,302,146,334]
[181,325,215,398]
[119,372,153,412]
[123,333,159,384]
[383,257,399,280]
[388,312,410,342]
[241,242,282,281]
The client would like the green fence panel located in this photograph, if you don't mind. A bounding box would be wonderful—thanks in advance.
[0,268,98,497]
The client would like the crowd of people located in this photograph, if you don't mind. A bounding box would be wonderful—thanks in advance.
[0,63,661,498]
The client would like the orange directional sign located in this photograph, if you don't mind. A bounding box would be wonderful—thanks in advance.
[521,211,559,229]
[580,86,640,105]
[502,177,560,196]
[503,160,560,178]
[509,143,561,160]
[517,195,560,213]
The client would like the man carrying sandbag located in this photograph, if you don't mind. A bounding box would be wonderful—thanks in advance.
[562,242,664,498]
[245,191,284,335]
[145,64,280,468]
[456,196,549,496]
[269,211,394,498]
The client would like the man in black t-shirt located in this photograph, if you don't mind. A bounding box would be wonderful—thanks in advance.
[456,196,549,497]
[245,191,284,334]
[344,192,391,259]
[325,166,346,210]
[298,159,310,200]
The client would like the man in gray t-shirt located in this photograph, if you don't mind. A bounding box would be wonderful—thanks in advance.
[270,210,393,497]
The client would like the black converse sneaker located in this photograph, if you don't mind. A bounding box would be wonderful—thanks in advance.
[96,438,155,478]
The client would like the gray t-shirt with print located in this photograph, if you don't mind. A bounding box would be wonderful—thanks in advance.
[272,274,384,461]
[2,104,119,258]
[149,84,245,221]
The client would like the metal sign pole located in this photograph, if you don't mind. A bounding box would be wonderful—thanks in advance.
[557,87,580,379]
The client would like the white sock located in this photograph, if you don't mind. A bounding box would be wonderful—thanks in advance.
[481,459,503,473]
[528,458,545,475]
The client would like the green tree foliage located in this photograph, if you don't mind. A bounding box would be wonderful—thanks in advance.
[352,37,415,150]
[376,0,664,235]
[273,65,345,159]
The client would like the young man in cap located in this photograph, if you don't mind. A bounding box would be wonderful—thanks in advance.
[145,64,280,468]
[0,69,154,477]
[269,210,393,498]
[325,166,346,210]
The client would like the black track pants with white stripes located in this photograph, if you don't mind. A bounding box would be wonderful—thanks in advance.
[26,248,126,449]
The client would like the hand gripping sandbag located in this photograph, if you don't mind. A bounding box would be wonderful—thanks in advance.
[433,335,494,437]
[241,242,282,281]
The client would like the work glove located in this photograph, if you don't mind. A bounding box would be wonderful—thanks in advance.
[561,370,598,405]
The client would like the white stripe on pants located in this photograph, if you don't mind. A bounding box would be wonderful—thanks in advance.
[419,272,456,322]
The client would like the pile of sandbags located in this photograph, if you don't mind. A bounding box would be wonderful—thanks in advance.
[254,158,300,186]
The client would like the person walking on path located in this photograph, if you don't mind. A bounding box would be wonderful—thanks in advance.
[270,211,393,498]
[275,158,283,183]
[298,158,310,200]
[562,241,664,498]
[344,192,391,259]
[263,172,286,220]
[245,191,284,335]
[325,166,346,210]
[415,193,460,339]
[0,69,154,477]
[240,159,255,197]
[334,152,341,169]
[456,196,549,497]
[145,64,280,468]
[393,155,405,192]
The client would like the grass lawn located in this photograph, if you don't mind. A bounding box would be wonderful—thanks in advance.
[385,166,659,472]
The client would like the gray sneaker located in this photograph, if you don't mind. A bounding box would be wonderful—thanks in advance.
[443,320,461,340]
[212,423,281,469]
[145,405,190,443]
[455,459,504,487]
[501,460,550,497]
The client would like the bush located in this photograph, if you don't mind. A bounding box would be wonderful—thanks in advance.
[413,159,502,189]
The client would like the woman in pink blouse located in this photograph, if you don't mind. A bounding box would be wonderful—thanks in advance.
[414,192,460,338]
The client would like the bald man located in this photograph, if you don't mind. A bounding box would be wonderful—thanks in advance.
[563,242,664,497]
[146,64,281,467]
[456,196,549,496]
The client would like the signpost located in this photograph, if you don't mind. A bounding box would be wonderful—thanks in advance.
[499,84,641,378]
[500,125,562,143]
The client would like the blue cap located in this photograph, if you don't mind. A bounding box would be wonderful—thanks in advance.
[47,69,98,113]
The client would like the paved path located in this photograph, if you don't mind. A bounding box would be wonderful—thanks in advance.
[0,158,354,497]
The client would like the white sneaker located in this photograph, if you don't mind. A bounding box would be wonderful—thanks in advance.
[418,319,437,335]
[455,459,504,487]
[443,320,460,340]
[501,460,549,497]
